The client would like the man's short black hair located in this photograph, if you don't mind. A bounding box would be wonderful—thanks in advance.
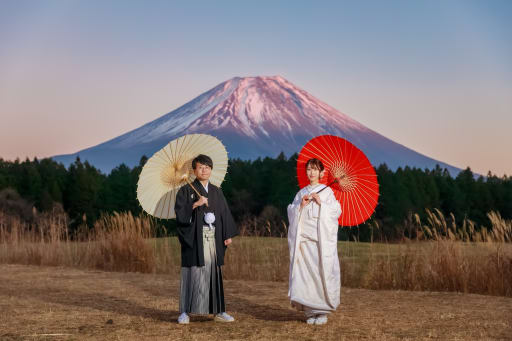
[192,154,213,169]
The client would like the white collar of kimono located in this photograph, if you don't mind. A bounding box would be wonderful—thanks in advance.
[201,181,209,193]
[307,183,326,193]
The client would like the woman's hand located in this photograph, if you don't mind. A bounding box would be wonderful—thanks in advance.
[192,196,208,209]
[310,193,321,205]
[300,195,310,209]
[224,238,232,246]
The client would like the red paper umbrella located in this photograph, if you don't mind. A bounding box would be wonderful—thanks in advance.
[297,135,379,226]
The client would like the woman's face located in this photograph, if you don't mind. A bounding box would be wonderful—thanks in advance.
[306,165,322,183]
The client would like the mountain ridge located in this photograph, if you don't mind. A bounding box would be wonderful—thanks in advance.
[53,76,461,176]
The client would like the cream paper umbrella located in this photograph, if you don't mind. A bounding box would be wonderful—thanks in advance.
[137,134,228,219]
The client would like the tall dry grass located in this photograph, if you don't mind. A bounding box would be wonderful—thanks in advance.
[412,209,512,243]
[0,209,156,273]
[91,212,156,272]
[364,209,512,296]
[1,208,511,296]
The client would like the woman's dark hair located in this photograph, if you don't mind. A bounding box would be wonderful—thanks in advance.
[192,154,213,169]
[305,158,324,172]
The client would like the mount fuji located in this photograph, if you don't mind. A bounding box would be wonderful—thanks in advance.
[53,76,461,175]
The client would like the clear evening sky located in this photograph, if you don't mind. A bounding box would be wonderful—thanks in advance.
[1,1,510,176]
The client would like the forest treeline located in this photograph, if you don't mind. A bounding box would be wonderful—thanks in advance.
[1,153,510,241]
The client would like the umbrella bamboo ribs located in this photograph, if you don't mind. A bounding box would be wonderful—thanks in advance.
[137,134,228,219]
[296,135,379,226]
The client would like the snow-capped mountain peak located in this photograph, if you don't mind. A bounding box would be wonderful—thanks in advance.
[53,76,460,176]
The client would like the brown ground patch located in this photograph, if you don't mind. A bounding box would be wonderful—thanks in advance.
[0,264,511,341]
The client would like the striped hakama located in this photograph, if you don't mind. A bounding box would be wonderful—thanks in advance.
[179,226,225,314]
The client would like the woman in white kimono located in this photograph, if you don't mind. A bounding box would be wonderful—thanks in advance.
[287,158,342,325]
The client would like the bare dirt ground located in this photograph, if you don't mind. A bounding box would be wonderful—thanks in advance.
[0,264,511,341]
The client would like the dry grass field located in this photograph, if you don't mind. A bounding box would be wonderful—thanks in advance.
[2,210,511,296]
[1,210,512,340]
[1,264,511,341]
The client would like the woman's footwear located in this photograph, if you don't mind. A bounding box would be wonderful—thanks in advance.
[314,315,328,325]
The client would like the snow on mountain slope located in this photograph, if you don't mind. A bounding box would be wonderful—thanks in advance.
[53,76,461,175]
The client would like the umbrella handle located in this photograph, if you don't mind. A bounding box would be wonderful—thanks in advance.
[316,174,346,194]
[303,179,337,208]
[303,181,335,207]
[184,177,208,207]
[303,184,331,207]
[316,180,336,194]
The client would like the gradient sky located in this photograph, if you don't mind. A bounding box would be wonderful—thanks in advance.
[1,0,511,176]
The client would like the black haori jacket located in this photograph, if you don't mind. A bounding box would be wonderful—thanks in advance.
[175,179,238,267]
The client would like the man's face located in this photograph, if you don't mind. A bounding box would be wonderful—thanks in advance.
[194,162,212,181]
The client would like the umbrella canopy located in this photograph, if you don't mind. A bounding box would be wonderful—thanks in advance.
[137,134,228,219]
[297,135,379,226]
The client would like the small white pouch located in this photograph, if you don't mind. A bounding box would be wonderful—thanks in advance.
[204,212,216,228]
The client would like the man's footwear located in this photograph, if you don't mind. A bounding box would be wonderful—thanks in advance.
[177,313,190,324]
[306,317,316,325]
[314,314,328,325]
[215,312,235,322]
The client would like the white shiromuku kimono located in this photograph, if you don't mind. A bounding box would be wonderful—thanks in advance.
[287,184,342,317]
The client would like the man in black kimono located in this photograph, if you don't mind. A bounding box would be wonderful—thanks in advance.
[174,154,238,324]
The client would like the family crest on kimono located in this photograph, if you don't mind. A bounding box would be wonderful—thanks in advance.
[287,158,342,325]
[174,154,239,324]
